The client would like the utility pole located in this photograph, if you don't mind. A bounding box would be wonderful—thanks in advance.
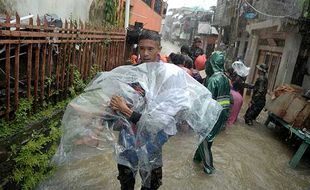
[124,0,131,29]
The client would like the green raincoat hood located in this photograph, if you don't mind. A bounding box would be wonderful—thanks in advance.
[205,51,225,77]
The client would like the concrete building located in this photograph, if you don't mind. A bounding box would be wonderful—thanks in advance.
[213,0,248,60]
[213,0,310,92]
[244,0,310,92]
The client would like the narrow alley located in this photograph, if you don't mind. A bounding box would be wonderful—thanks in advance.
[1,0,309,190]
[37,41,310,190]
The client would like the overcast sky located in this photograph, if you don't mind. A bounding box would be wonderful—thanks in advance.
[166,0,217,10]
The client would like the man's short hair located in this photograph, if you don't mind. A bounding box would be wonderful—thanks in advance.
[138,30,161,46]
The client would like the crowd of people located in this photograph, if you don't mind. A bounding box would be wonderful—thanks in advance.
[92,31,269,189]
[121,31,269,189]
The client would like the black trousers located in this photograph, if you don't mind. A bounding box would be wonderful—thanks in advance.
[117,164,162,190]
[244,100,265,122]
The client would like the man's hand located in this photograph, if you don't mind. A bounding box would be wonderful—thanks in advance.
[110,95,133,117]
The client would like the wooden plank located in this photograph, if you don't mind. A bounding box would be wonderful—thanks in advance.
[27,44,33,99]
[81,43,86,79]
[107,43,112,71]
[70,43,76,86]
[0,30,126,39]
[0,39,125,44]
[40,44,47,104]
[47,45,53,97]
[78,44,83,74]
[84,43,89,80]
[121,41,125,64]
[66,43,72,92]
[55,46,61,93]
[14,13,20,111]
[33,15,40,104]
[27,17,33,99]
[61,43,68,90]
[89,43,93,77]
[0,23,126,35]
[112,41,116,69]
[117,42,121,67]
[96,43,100,70]
[34,44,40,102]
[5,44,11,119]
[99,44,104,71]
[69,21,75,87]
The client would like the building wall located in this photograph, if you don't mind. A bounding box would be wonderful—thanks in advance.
[130,0,163,32]
[237,32,249,59]
[10,0,93,21]
[275,32,302,87]
[253,0,303,21]
[213,0,230,26]
[302,56,310,90]
[245,34,259,85]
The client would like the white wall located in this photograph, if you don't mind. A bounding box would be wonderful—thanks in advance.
[245,34,259,84]
[12,0,93,21]
[275,32,302,87]
[237,32,248,59]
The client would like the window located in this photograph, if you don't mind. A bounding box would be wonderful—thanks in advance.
[143,0,152,7]
[154,0,162,15]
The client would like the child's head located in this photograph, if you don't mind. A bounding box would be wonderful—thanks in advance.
[181,45,190,55]
[172,54,185,66]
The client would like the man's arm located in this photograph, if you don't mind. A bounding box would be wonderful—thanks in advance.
[110,95,141,124]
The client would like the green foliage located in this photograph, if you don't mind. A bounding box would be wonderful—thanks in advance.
[103,0,118,26]
[15,98,33,123]
[0,89,73,189]
[69,66,86,97]
[0,98,33,138]
[303,0,310,18]
[89,64,100,81]
[0,99,68,139]
[10,120,61,190]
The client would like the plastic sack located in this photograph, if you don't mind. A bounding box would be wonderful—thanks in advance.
[52,62,222,187]
[232,61,250,77]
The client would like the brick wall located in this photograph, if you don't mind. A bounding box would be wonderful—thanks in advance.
[130,0,163,32]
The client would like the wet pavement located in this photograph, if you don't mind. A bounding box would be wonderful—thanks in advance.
[37,41,310,190]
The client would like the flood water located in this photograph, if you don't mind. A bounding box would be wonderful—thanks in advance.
[37,41,310,190]
[37,112,310,190]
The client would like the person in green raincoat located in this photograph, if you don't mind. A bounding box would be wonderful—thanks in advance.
[193,51,231,174]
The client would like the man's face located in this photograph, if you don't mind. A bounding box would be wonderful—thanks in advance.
[138,39,161,63]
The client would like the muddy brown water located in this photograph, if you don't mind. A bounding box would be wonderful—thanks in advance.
[37,41,310,190]
[37,114,310,190]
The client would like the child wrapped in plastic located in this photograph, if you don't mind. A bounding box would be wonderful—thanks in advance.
[52,62,222,187]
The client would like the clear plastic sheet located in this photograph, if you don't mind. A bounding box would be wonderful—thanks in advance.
[232,61,250,77]
[52,62,222,187]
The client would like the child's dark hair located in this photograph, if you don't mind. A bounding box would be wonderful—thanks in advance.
[169,53,176,63]
[183,55,193,69]
[138,30,161,45]
[180,45,190,55]
[172,54,185,65]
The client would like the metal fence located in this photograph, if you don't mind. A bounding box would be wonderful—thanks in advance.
[0,13,126,119]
